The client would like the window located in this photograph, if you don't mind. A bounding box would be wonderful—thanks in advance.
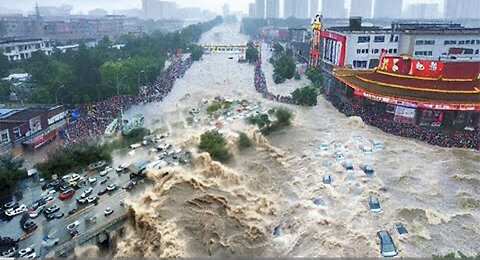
[459,40,465,45]
[13,127,21,139]
[444,40,457,45]
[464,49,474,54]
[358,36,370,43]
[374,36,385,43]
[414,51,433,56]
[1,129,9,144]
[394,36,399,42]
[416,40,424,45]
[466,40,471,44]
[357,49,361,54]
[353,60,368,68]
[373,49,380,54]
[471,40,476,45]
[394,49,398,53]
[424,40,435,45]
[477,40,480,44]
[388,49,394,54]
[476,50,479,55]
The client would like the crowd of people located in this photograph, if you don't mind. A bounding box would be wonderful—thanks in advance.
[62,54,193,145]
[254,55,295,104]
[327,94,479,150]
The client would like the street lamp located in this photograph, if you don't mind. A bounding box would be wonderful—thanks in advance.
[55,85,65,104]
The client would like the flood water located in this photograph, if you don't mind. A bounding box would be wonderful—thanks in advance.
[113,22,480,258]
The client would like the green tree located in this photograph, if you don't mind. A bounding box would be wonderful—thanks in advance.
[246,45,259,62]
[291,86,318,106]
[0,155,27,196]
[273,43,284,56]
[273,55,296,83]
[306,67,325,88]
[238,132,252,149]
[0,80,12,102]
[274,107,293,127]
[199,130,232,162]
[189,44,204,61]
[0,54,10,78]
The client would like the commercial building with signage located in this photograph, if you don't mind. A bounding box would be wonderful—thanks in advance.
[0,105,67,155]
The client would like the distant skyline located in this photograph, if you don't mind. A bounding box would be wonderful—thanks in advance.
[0,0,446,16]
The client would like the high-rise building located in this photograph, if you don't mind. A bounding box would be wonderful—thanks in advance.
[222,4,230,17]
[457,0,480,19]
[266,0,280,18]
[255,0,266,18]
[322,0,347,18]
[373,0,402,18]
[284,0,296,18]
[310,0,319,19]
[249,3,256,18]
[295,0,309,18]
[142,0,177,20]
[350,0,372,18]
[405,3,439,19]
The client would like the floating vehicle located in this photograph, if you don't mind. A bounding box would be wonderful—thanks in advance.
[122,114,144,136]
[105,118,120,136]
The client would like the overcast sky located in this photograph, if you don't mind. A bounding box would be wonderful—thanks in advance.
[0,0,444,15]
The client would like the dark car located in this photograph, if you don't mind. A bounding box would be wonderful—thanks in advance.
[22,221,37,232]
[99,177,109,185]
[363,165,375,176]
[377,230,398,257]
[44,205,60,215]
[68,207,78,215]
[31,199,46,210]
[0,236,19,247]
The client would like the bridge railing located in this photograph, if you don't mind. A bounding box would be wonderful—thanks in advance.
[53,211,128,257]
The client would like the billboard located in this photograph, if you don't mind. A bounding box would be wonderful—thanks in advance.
[321,31,346,67]
[379,56,444,78]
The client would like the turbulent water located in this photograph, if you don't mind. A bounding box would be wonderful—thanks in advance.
[114,22,480,257]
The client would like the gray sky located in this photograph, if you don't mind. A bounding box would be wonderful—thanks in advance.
[0,0,444,15]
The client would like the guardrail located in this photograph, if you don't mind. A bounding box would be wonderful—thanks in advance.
[53,211,128,257]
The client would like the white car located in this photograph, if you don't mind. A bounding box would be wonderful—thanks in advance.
[105,166,113,172]
[17,247,35,258]
[88,177,97,184]
[5,204,27,217]
[81,188,93,198]
[99,170,109,177]
[29,205,45,219]
[70,174,81,182]
[67,221,80,231]
[87,196,97,203]
[363,146,373,155]
[104,207,114,216]
[41,236,59,248]
[373,141,382,149]
[116,163,128,173]
[335,152,345,161]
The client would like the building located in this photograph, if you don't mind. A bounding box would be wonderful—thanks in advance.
[373,0,402,18]
[404,3,439,19]
[393,23,480,61]
[444,0,480,19]
[321,0,347,19]
[0,105,67,154]
[266,0,280,18]
[255,0,266,19]
[249,3,256,18]
[142,0,177,20]
[350,0,372,18]
[320,17,400,69]
[295,0,309,19]
[284,0,309,19]
[319,18,480,70]
[309,0,319,19]
[0,39,53,61]
[222,4,230,17]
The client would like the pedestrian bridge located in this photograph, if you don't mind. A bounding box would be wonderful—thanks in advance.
[201,44,247,54]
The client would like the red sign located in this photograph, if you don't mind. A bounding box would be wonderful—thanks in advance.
[354,89,480,111]
[379,56,444,78]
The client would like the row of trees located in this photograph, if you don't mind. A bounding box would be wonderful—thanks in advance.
[270,43,296,84]
[2,16,223,105]
[0,155,27,196]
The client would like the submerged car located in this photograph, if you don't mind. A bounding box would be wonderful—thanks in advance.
[104,207,114,216]
[5,204,27,217]
[17,246,35,258]
[22,221,37,232]
[44,205,60,215]
[368,196,382,213]
[335,152,345,161]
[323,175,332,185]
[377,230,398,257]
[364,165,375,176]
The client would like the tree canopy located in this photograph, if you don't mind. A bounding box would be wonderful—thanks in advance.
[246,42,259,62]
[15,16,223,105]
[273,55,296,84]
[199,130,232,162]
[291,86,318,106]
[0,155,27,196]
